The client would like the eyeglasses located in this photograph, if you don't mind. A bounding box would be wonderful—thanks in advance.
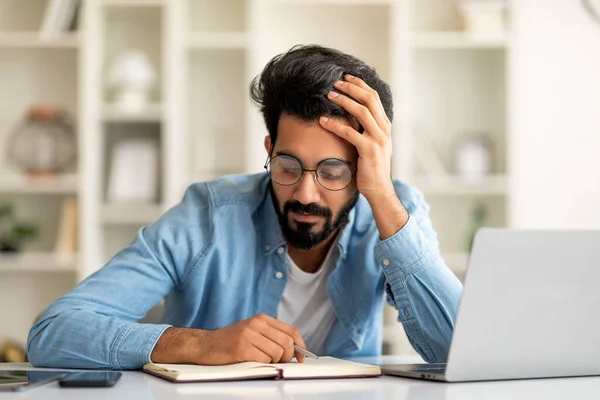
[264,154,355,191]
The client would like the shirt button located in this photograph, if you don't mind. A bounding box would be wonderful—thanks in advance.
[265,244,271,251]
[382,258,391,266]
[277,247,285,254]
[275,271,283,279]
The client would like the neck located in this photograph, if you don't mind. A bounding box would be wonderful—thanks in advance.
[287,230,340,273]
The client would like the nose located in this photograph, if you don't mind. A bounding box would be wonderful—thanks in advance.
[293,171,322,205]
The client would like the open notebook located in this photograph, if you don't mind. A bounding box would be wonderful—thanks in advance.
[142,356,381,382]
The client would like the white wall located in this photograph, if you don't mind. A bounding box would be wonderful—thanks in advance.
[510,0,600,229]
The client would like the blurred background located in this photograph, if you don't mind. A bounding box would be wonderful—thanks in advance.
[0,0,599,361]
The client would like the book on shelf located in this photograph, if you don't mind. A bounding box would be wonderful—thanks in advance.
[54,196,78,255]
[143,356,381,383]
[106,137,159,204]
[40,0,80,39]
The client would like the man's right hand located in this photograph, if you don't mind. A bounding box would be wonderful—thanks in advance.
[150,314,307,365]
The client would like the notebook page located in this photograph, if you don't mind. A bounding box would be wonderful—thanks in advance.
[273,356,381,379]
[145,361,279,382]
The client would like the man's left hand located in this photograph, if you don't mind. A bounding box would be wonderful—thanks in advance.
[318,74,395,202]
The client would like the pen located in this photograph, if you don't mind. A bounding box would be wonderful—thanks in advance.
[294,344,319,360]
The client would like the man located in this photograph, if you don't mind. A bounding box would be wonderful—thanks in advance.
[28,45,462,370]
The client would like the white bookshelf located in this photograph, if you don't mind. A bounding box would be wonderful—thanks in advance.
[0,0,513,355]
[0,32,80,48]
[103,0,164,7]
[187,32,249,49]
[412,31,508,49]
[0,173,78,195]
[101,203,163,225]
[413,174,509,196]
[0,253,78,273]
[102,103,163,122]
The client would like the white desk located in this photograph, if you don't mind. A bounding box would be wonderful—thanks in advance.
[1,356,599,399]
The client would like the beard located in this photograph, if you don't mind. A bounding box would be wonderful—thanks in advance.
[269,183,360,250]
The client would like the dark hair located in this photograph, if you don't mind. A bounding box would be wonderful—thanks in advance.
[250,44,393,146]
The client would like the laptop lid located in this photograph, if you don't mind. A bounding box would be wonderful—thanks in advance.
[446,229,600,382]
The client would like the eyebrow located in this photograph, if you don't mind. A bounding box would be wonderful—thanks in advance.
[274,150,352,166]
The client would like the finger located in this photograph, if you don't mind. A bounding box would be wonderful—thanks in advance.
[248,329,285,363]
[247,344,276,364]
[259,325,295,363]
[257,314,305,347]
[342,75,391,129]
[319,116,367,153]
[327,89,384,141]
[256,314,306,362]
[333,77,390,135]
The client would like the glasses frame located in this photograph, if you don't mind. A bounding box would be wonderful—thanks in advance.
[264,153,355,192]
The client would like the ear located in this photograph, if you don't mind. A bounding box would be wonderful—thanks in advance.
[264,136,272,154]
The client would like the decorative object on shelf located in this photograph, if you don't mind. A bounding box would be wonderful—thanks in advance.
[107,50,157,112]
[457,0,507,36]
[40,0,80,40]
[465,203,488,252]
[0,341,27,363]
[106,137,160,204]
[6,106,76,177]
[582,0,600,25]
[454,132,493,183]
[0,204,39,253]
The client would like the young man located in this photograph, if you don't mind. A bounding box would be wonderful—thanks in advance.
[28,45,462,370]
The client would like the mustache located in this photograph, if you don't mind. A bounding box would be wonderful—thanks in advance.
[284,201,332,218]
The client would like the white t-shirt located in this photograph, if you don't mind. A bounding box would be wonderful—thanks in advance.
[276,245,338,356]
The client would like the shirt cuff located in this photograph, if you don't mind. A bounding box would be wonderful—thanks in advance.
[374,215,432,285]
[111,323,172,369]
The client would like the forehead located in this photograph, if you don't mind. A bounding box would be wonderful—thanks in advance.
[275,114,357,164]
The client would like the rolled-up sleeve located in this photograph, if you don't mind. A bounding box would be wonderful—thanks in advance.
[27,183,212,369]
[375,182,463,363]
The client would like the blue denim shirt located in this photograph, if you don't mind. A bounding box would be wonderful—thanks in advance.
[27,173,462,370]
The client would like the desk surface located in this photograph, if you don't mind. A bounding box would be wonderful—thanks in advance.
[2,356,599,399]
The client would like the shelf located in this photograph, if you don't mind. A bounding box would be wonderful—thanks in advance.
[274,0,394,4]
[101,203,163,225]
[187,33,249,50]
[0,253,77,273]
[103,0,164,7]
[102,103,163,123]
[412,175,509,196]
[412,31,508,49]
[0,32,79,49]
[0,174,78,195]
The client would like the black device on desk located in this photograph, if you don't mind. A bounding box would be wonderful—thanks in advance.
[59,371,122,388]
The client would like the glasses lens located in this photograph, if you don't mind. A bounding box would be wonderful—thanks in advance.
[269,155,303,185]
[317,160,353,190]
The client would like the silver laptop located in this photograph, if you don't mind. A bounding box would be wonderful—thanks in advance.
[382,229,600,382]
